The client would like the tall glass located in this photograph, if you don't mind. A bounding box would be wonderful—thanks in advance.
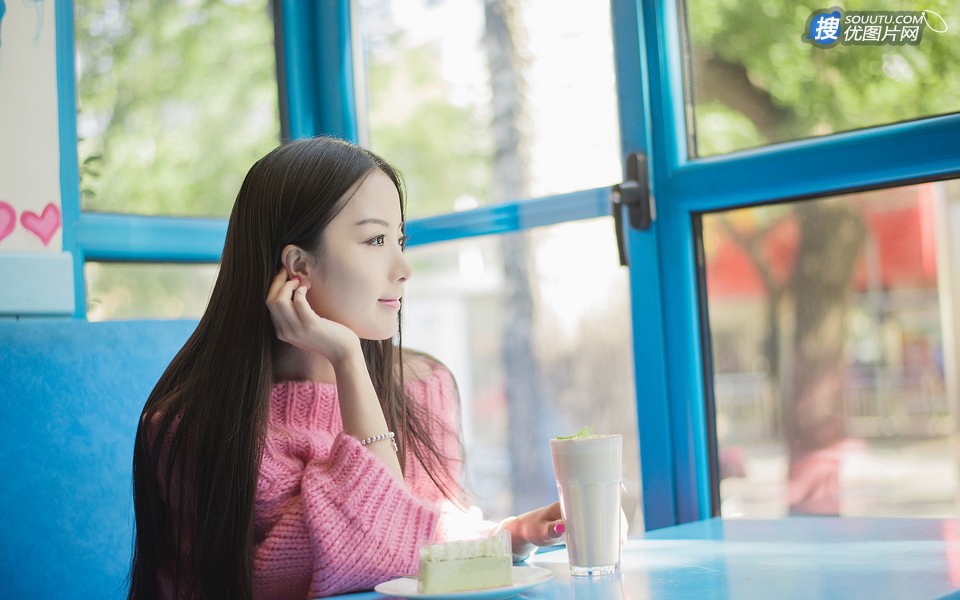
[550,434,622,576]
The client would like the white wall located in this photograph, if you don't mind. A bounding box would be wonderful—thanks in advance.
[0,0,73,315]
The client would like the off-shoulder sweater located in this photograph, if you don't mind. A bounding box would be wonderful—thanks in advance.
[252,366,470,600]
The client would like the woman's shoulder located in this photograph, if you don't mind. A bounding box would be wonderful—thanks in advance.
[402,350,454,386]
[402,350,460,425]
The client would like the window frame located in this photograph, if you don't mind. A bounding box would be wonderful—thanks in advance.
[629,0,960,527]
[58,0,356,317]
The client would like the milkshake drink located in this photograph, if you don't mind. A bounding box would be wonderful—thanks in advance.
[549,433,622,576]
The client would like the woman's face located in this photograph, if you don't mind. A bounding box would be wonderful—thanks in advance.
[306,169,412,341]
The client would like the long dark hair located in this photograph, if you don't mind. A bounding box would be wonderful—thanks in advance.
[128,137,462,600]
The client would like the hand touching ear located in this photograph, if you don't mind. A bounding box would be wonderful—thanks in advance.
[265,269,360,366]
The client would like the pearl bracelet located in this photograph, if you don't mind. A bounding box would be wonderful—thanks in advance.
[359,431,398,453]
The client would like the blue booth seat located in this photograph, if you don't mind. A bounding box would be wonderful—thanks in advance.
[0,319,197,600]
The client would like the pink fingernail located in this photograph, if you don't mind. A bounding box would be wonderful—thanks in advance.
[555,522,565,536]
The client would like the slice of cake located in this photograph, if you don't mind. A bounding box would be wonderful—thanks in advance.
[417,530,513,593]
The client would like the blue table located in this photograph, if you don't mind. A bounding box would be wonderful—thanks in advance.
[329,517,960,599]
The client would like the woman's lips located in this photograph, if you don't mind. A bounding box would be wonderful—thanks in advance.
[378,298,401,310]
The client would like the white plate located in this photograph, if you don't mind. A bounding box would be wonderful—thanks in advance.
[374,566,554,600]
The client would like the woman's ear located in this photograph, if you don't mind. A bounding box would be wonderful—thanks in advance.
[280,244,314,280]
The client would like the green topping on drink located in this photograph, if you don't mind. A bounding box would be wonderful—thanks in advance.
[554,425,594,440]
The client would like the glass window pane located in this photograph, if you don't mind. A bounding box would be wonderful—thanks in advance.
[86,262,218,321]
[402,219,642,530]
[358,0,621,218]
[75,0,280,217]
[682,0,960,157]
[702,180,960,517]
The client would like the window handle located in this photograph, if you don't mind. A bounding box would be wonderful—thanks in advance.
[610,152,652,266]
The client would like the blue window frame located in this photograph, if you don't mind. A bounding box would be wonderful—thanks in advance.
[56,0,960,528]
[58,0,356,318]
[629,0,960,527]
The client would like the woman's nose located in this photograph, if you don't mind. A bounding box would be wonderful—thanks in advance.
[395,249,413,282]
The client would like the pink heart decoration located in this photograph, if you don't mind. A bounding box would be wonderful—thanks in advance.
[20,203,62,247]
[0,201,15,243]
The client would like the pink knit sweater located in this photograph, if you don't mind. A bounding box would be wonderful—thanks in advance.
[252,365,466,599]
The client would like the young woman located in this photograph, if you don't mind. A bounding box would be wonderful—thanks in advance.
[128,137,563,600]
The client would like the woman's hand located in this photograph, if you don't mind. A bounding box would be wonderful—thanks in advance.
[501,501,564,560]
[502,500,631,561]
[265,269,360,365]
[267,269,404,479]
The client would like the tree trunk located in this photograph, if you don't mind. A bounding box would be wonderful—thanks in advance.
[697,49,873,513]
[483,0,555,512]
[784,201,867,514]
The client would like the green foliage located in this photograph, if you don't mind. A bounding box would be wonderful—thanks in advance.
[686,0,960,155]
[85,262,219,321]
[366,38,492,218]
[75,0,280,217]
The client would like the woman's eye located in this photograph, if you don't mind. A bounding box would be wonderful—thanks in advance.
[369,234,386,246]
[399,235,409,248]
